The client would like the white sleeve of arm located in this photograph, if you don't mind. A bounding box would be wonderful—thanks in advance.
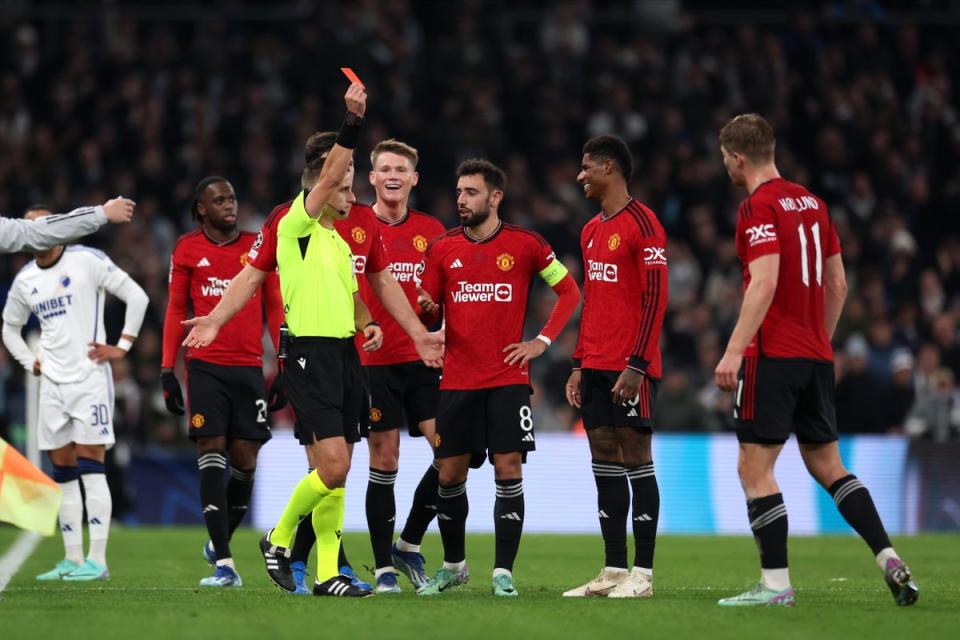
[0,206,106,253]
[109,276,149,339]
[2,322,36,371]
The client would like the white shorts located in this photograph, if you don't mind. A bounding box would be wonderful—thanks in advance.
[38,363,115,451]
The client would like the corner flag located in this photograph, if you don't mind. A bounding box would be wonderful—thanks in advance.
[0,438,61,535]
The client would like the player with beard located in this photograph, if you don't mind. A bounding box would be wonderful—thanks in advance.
[161,176,283,587]
[415,159,581,598]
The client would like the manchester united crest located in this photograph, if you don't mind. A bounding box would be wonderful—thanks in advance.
[496,253,515,271]
[412,234,428,252]
[608,233,621,251]
[240,252,249,266]
[370,407,382,423]
[351,227,367,244]
[191,414,205,429]
[434,433,442,448]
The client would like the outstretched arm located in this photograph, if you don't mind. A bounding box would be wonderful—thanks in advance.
[182,263,268,348]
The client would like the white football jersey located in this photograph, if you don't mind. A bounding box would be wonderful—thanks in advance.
[2,245,137,384]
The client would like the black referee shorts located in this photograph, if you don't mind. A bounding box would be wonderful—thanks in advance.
[285,337,365,445]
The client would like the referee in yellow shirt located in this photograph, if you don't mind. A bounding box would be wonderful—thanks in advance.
[258,83,380,597]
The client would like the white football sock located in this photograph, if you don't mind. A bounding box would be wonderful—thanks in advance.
[493,568,512,579]
[876,547,900,570]
[81,472,112,565]
[58,479,84,564]
[443,560,466,572]
[396,538,420,553]
[761,568,791,591]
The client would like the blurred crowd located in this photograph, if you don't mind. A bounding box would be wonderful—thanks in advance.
[2,1,959,450]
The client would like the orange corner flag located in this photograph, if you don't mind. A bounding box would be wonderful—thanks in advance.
[0,438,62,536]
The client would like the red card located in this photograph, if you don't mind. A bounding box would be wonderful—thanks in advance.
[340,67,364,87]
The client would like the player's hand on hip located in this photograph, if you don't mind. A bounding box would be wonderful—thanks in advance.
[715,350,743,392]
[88,342,126,364]
[160,370,185,416]
[503,339,547,367]
[31,360,41,377]
[565,369,582,408]
[361,324,383,352]
[345,83,367,118]
[103,197,135,223]
[416,287,439,316]
[181,315,219,348]
[611,367,643,406]
[414,329,444,369]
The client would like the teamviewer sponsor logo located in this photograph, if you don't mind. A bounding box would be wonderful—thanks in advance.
[587,260,618,282]
[353,255,367,274]
[389,261,420,283]
[451,281,513,303]
[745,224,777,247]
[202,276,232,297]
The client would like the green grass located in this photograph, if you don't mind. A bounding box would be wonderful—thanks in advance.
[0,526,957,640]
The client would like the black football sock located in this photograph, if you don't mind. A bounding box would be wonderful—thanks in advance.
[198,451,230,560]
[366,467,397,569]
[593,459,628,568]
[226,466,255,538]
[627,462,659,571]
[828,475,892,555]
[399,460,439,546]
[748,493,789,569]
[437,481,468,564]
[494,479,524,572]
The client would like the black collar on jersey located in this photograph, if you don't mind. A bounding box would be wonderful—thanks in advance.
[462,220,503,244]
[201,225,241,247]
[35,245,66,270]
[600,198,635,222]
[373,205,409,226]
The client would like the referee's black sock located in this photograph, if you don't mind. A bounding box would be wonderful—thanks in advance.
[366,467,397,569]
[627,462,659,571]
[437,481,468,564]
[290,468,317,566]
[198,451,230,560]
[494,479,524,572]
[593,459,629,568]
[828,474,892,555]
[400,460,439,546]
[748,493,789,569]
[226,466,255,538]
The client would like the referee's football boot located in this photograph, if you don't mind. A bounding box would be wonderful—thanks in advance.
[717,582,796,607]
[313,574,374,598]
[200,564,243,588]
[391,542,430,588]
[339,564,373,591]
[883,558,919,606]
[416,564,470,596]
[259,529,295,592]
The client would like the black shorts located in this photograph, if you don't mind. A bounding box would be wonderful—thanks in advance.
[735,357,838,445]
[580,369,659,431]
[435,385,534,464]
[186,360,271,442]
[364,362,440,437]
[285,338,365,446]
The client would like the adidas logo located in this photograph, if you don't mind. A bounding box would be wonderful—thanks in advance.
[387,516,396,523]
[499,512,522,521]
[633,514,653,521]
[438,513,453,521]
[598,510,610,519]
[31,287,39,296]
[522,433,535,442]
[62,524,73,532]
[627,408,638,417]
[99,427,109,436]
[203,504,220,513]
[587,239,594,249]
[197,257,211,267]
[426,504,437,511]
[449,258,463,269]
[90,517,102,525]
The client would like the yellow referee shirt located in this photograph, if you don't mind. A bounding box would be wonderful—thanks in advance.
[276,191,357,338]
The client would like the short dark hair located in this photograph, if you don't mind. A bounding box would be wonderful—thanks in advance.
[23,202,54,217]
[456,158,507,192]
[718,114,775,163]
[191,175,229,221]
[582,135,633,181]
[302,131,338,188]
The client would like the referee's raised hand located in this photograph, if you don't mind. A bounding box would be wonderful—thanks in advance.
[345,83,367,118]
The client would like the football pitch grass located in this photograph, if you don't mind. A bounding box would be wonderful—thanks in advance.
[0,527,957,640]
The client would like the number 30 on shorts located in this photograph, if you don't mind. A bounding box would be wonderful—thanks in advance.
[519,405,533,431]
[90,404,109,426]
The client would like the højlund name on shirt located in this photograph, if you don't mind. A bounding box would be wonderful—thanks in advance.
[777,196,820,212]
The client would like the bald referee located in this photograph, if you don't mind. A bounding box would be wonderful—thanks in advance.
[0,197,135,253]
[251,83,376,597]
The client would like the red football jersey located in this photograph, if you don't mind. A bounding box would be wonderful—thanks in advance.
[736,178,841,361]
[355,207,446,365]
[419,222,559,390]
[162,229,283,368]
[573,200,669,379]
